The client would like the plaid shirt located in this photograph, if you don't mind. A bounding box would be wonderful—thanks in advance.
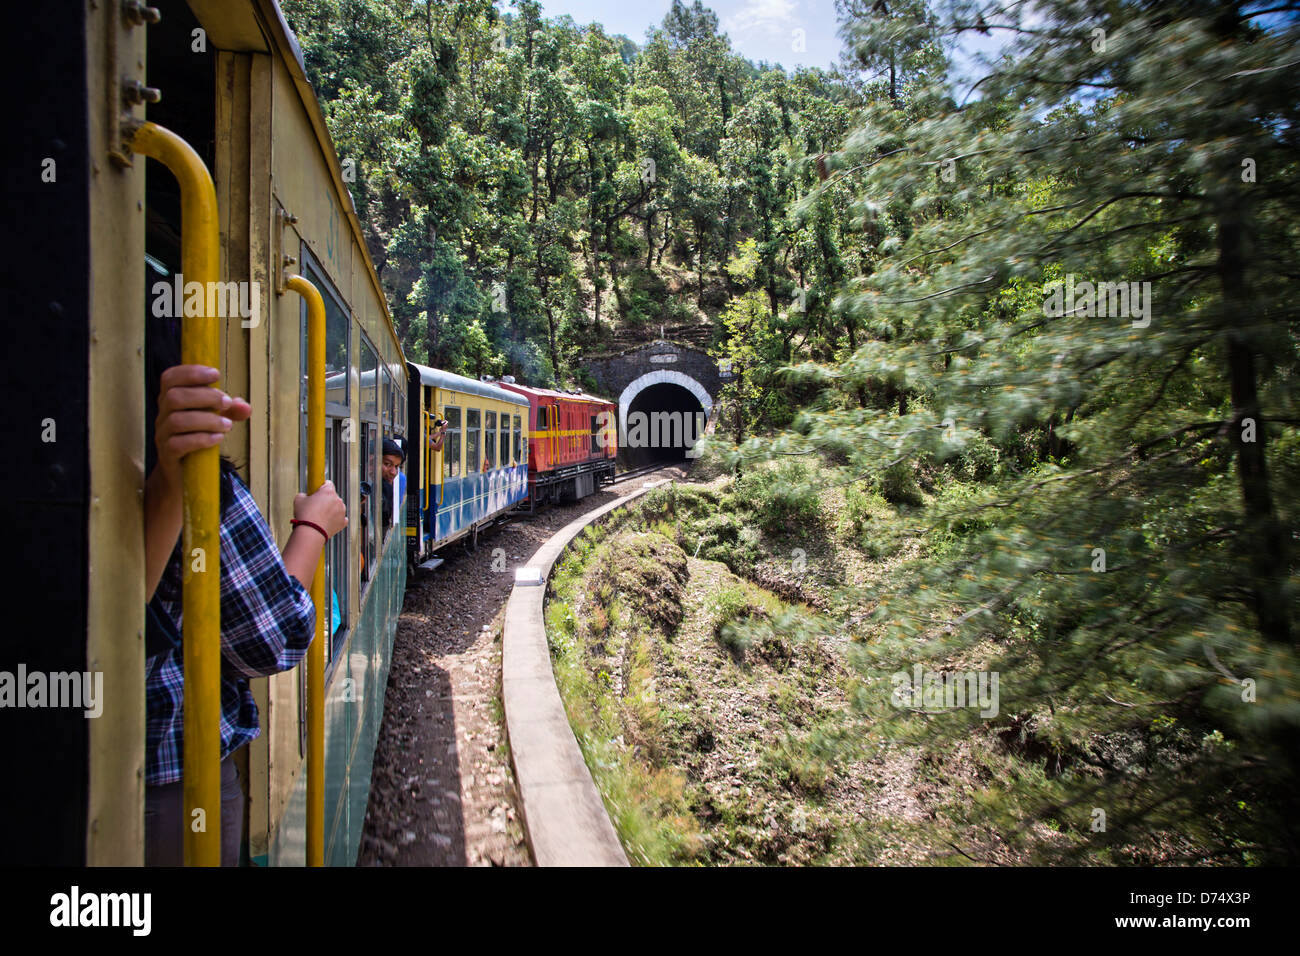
[145,470,315,786]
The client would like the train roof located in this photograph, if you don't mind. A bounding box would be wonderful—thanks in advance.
[499,382,614,406]
[407,363,530,407]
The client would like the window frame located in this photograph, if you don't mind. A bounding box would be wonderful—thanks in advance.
[297,249,351,685]
[466,407,481,477]
[358,332,381,588]
[442,404,462,480]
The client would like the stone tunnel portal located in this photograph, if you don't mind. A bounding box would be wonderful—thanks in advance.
[624,381,707,466]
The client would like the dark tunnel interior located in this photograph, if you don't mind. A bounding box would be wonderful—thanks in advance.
[623,382,706,467]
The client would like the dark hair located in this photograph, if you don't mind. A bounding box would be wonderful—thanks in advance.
[144,284,237,515]
[383,437,406,462]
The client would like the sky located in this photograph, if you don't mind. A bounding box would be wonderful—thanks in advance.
[525,0,847,71]
[516,0,1011,90]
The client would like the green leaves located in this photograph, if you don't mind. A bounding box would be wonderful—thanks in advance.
[708,0,1300,862]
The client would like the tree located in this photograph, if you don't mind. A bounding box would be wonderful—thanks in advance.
[755,0,1300,862]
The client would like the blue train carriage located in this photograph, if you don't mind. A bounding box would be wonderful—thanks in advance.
[406,365,531,569]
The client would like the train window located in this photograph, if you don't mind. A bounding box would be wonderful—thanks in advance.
[361,420,377,585]
[360,336,379,420]
[519,415,527,464]
[301,414,348,748]
[485,411,497,469]
[295,251,351,692]
[466,408,480,477]
[508,415,518,466]
[299,252,351,499]
[359,334,381,583]
[327,419,348,653]
[300,252,350,409]
[444,406,461,479]
[590,414,599,453]
[382,365,395,433]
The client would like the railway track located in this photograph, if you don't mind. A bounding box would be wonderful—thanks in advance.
[611,461,676,484]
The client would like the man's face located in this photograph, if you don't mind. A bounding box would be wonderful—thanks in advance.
[382,454,402,482]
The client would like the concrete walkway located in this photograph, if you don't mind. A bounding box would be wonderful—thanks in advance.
[501,484,664,866]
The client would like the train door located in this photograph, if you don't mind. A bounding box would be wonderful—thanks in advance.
[441,402,462,539]
[424,393,436,540]
[534,404,547,471]
[549,402,560,468]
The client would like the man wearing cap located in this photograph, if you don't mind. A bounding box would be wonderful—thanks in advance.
[381,437,406,530]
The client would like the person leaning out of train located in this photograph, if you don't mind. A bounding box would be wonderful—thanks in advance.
[427,417,447,453]
[380,437,406,528]
[143,358,347,866]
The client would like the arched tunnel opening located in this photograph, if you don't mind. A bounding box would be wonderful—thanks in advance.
[623,382,707,467]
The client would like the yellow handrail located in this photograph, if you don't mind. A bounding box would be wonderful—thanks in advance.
[130,121,222,867]
[285,275,326,867]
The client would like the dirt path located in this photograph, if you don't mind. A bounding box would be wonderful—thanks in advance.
[358,469,682,866]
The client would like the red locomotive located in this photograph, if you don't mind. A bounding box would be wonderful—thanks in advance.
[497,381,617,506]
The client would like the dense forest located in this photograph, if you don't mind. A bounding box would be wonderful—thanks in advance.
[281,0,869,402]
[286,0,1300,863]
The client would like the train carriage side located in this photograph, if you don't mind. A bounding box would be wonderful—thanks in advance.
[31,0,410,867]
[500,383,617,506]
[241,0,411,868]
[405,365,529,567]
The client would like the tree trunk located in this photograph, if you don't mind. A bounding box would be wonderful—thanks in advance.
[695,223,706,308]
[1218,200,1290,645]
[606,219,625,313]
[645,210,654,270]
[546,304,559,377]
[426,305,440,368]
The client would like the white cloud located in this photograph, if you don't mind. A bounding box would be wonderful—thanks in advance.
[723,0,801,41]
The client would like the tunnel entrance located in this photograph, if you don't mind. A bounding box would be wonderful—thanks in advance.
[623,382,706,467]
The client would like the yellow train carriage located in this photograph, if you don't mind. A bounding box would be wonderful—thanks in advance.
[405,366,531,569]
[4,0,406,865]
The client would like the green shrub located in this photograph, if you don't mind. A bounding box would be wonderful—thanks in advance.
[711,584,769,660]
[596,532,690,631]
[877,460,924,507]
[955,431,1000,482]
[734,461,823,535]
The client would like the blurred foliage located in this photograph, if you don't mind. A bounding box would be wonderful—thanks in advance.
[717,0,1300,863]
[287,0,1300,863]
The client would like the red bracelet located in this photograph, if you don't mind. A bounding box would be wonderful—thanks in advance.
[290,518,330,540]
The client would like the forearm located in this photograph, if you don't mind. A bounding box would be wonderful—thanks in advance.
[282,525,328,590]
[144,466,184,601]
